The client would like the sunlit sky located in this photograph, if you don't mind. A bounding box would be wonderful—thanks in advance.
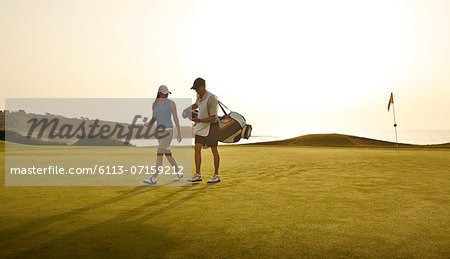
[1,0,449,139]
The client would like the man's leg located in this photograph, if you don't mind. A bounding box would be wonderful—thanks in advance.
[211,146,220,175]
[187,135,204,182]
[194,143,202,175]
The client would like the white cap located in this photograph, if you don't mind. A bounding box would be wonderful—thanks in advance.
[158,85,171,94]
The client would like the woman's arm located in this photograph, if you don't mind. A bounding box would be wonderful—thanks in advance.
[151,102,156,119]
[170,101,182,142]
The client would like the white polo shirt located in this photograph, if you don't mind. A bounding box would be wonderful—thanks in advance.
[194,91,218,137]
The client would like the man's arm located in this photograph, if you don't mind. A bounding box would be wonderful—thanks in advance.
[193,95,218,123]
[195,115,217,123]
[183,103,198,114]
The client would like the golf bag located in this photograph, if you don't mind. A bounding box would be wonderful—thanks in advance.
[218,101,252,143]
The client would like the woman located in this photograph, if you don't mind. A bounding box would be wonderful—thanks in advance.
[143,85,183,185]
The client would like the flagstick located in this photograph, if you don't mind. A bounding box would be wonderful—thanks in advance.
[392,102,399,156]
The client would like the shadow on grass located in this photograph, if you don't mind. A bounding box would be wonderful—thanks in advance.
[0,182,197,245]
[2,184,211,257]
[0,185,149,246]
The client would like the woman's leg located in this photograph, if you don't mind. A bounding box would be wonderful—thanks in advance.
[153,150,164,178]
[164,151,181,173]
[154,129,172,178]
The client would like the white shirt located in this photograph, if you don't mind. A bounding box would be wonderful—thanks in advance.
[194,91,218,137]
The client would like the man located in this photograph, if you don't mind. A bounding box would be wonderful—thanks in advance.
[184,77,221,183]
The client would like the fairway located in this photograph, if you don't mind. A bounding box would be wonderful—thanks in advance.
[1,144,449,258]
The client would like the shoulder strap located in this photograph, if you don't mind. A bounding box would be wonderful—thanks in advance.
[218,100,230,116]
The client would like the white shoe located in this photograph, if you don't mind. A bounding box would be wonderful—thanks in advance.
[173,173,183,182]
[143,176,157,185]
[187,174,202,182]
[207,174,221,183]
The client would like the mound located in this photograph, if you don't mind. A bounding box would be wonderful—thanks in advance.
[250,134,413,147]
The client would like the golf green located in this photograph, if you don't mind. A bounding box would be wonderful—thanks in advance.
[1,144,449,258]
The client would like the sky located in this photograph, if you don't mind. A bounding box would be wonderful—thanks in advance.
[1,0,449,140]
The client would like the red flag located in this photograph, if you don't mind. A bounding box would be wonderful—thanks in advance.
[387,92,394,111]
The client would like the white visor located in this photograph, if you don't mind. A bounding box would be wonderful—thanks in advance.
[158,85,171,94]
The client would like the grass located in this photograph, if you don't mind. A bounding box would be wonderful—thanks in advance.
[1,142,449,258]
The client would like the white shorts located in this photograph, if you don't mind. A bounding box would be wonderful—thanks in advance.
[157,128,173,153]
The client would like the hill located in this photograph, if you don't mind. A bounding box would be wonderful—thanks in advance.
[72,136,133,146]
[1,110,192,145]
[1,129,133,146]
[249,133,450,148]
[0,129,66,146]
